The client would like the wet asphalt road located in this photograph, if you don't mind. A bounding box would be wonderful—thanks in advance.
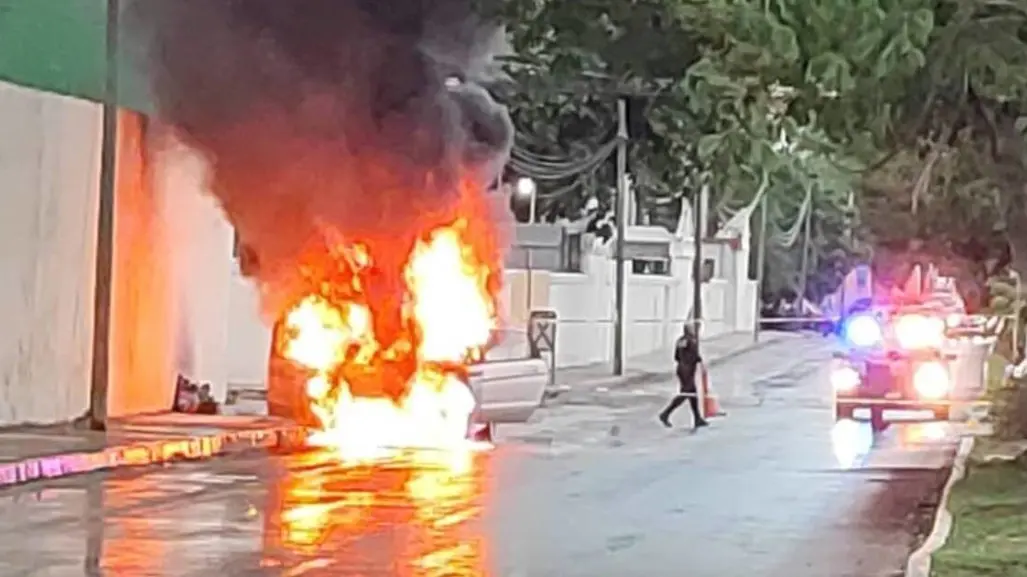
[0,336,960,577]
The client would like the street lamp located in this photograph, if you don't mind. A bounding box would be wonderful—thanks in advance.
[515,177,538,223]
[513,176,539,320]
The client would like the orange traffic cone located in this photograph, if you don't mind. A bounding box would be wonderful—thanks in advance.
[700,365,726,418]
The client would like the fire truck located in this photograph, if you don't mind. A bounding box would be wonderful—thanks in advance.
[831,265,963,431]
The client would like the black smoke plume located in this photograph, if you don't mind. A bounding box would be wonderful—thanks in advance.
[128,0,513,322]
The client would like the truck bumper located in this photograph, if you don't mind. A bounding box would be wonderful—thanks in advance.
[834,394,951,420]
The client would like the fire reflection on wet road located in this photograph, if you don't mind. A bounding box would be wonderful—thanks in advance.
[264,449,489,576]
[0,447,495,577]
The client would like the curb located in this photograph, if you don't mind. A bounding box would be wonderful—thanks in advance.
[551,334,790,396]
[0,424,307,489]
[905,435,975,577]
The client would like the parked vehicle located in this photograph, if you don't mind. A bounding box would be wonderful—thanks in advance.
[760,298,832,334]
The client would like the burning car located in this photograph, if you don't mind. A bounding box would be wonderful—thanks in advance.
[263,219,547,461]
[130,0,531,460]
[267,317,549,445]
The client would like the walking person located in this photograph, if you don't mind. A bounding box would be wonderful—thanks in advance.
[658,324,709,429]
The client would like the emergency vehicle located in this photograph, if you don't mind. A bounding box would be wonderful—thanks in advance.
[831,264,961,431]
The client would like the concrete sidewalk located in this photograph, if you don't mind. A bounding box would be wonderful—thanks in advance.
[550,330,799,396]
[0,413,306,489]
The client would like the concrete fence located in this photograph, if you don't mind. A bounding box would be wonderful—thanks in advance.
[0,81,234,426]
[0,81,101,424]
[227,237,759,388]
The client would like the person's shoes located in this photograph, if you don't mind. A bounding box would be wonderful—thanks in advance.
[693,419,709,429]
[658,414,672,428]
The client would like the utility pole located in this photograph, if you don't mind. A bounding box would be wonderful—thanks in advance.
[753,191,769,343]
[88,0,120,431]
[691,183,705,345]
[797,191,813,304]
[612,97,629,376]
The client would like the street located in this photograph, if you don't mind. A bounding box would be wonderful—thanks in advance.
[0,335,959,577]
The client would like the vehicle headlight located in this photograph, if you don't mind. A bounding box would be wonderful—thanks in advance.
[831,366,861,391]
[844,315,882,348]
[913,361,949,399]
[895,315,945,350]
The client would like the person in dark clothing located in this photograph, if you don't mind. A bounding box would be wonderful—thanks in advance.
[659,324,709,429]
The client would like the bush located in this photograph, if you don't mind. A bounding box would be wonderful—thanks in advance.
[992,384,1027,439]
[971,275,1027,439]
[985,276,1026,360]
[992,357,1027,441]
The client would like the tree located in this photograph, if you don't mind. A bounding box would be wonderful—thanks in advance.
[490,0,702,223]
[678,0,1027,303]
[493,0,1027,304]
[494,0,885,266]
[816,0,1027,307]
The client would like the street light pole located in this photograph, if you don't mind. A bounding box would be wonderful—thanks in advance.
[691,184,705,344]
[516,177,537,223]
[512,176,539,327]
[753,191,769,343]
[612,97,629,376]
[88,0,120,431]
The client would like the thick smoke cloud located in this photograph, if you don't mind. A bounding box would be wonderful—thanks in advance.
[128,0,513,321]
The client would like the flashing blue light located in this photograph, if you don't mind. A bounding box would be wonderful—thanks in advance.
[844,314,883,347]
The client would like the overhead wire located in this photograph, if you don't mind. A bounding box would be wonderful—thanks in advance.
[509,138,618,181]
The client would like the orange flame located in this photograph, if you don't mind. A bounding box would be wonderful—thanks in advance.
[279,216,497,464]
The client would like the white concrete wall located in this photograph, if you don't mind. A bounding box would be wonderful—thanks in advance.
[0,80,237,425]
[548,265,609,367]
[157,141,235,403]
[736,280,759,333]
[227,273,270,388]
[0,82,101,425]
[225,225,756,387]
[104,121,235,415]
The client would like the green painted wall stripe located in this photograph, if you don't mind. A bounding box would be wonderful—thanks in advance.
[0,0,151,112]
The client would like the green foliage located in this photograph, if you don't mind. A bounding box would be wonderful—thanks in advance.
[930,454,1027,575]
[496,0,881,232]
[495,0,701,220]
[678,0,931,197]
[860,149,1003,244]
[836,0,1027,300]
[491,0,1027,308]
[0,0,151,112]
[991,382,1027,440]
[492,0,927,294]
[986,275,1027,360]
